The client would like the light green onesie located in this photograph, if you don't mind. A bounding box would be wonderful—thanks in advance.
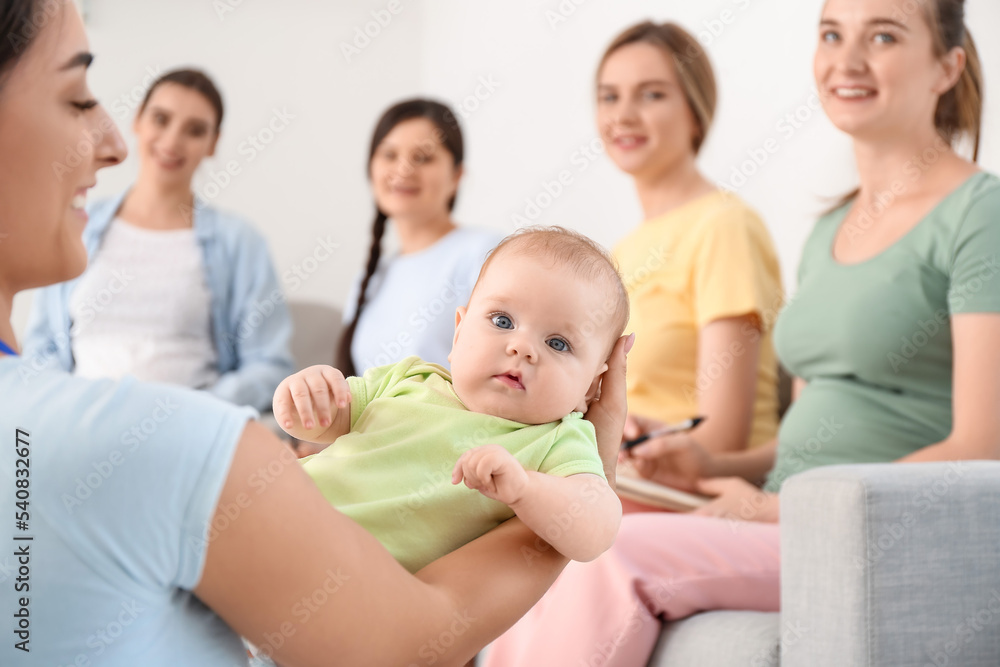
[302,356,606,572]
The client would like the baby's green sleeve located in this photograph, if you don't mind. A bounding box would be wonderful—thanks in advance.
[346,356,426,429]
[536,415,606,480]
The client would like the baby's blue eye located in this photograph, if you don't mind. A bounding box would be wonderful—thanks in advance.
[491,314,513,329]
[547,338,569,352]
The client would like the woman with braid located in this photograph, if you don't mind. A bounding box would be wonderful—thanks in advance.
[336,99,502,377]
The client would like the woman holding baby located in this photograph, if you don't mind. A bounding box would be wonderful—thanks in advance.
[486,1,1000,665]
[0,2,630,665]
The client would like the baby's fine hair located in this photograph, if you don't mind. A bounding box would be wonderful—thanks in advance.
[475,226,631,349]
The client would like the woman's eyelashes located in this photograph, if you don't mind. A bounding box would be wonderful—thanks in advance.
[72,99,98,112]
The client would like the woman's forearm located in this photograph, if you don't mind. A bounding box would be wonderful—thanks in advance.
[707,439,778,484]
[508,472,622,562]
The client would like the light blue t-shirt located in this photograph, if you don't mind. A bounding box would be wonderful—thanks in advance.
[0,356,255,666]
[346,227,503,373]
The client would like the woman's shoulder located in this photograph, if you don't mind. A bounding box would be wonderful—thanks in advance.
[444,226,505,253]
[691,191,770,236]
[2,360,253,447]
[941,171,1000,222]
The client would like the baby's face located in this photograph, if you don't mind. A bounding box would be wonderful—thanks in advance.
[448,253,611,425]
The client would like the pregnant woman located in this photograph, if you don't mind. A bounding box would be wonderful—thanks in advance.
[485,0,1000,664]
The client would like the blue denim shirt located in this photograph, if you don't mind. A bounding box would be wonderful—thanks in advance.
[22,189,294,411]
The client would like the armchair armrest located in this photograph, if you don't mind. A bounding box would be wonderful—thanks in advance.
[779,462,1000,667]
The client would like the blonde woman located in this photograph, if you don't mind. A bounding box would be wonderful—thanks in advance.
[600,22,783,464]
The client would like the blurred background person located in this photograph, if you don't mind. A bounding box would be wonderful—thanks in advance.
[23,68,293,412]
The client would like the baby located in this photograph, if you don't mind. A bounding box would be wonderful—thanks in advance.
[274,226,630,572]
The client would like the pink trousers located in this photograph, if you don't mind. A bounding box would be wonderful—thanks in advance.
[483,512,781,667]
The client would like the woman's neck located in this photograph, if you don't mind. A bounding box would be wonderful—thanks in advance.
[394,212,456,254]
[851,129,969,207]
[121,176,195,230]
[633,156,715,221]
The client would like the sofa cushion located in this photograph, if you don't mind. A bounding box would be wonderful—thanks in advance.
[648,611,780,667]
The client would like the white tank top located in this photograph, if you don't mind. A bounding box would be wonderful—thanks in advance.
[69,218,220,389]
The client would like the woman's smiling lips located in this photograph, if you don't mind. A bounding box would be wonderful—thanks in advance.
[493,373,525,390]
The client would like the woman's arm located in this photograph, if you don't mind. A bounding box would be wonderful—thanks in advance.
[195,333,632,667]
[900,313,1000,462]
[690,314,761,453]
[195,423,568,667]
[209,230,295,411]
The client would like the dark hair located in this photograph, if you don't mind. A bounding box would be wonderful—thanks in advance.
[138,68,224,132]
[0,0,49,84]
[597,21,717,154]
[335,98,464,375]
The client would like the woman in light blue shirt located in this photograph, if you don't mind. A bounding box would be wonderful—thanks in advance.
[22,68,293,412]
[0,2,628,665]
[337,98,502,376]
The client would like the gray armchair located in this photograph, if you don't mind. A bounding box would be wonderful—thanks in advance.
[649,462,1000,666]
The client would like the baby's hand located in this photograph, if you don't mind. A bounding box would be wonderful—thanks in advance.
[452,444,530,506]
[272,365,351,444]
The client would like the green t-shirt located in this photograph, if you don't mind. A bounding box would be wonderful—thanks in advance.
[768,172,1000,491]
[302,356,605,572]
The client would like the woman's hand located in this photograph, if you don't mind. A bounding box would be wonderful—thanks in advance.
[692,477,779,523]
[584,333,634,487]
[622,414,715,492]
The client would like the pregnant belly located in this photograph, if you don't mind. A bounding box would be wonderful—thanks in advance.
[767,378,951,490]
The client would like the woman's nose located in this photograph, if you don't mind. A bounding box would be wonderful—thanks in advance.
[93,105,127,168]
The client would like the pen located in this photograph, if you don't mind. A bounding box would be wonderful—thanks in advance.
[621,416,706,450]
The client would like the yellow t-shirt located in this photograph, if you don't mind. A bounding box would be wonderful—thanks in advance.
[614,191,783,447]
[302,357,605,572]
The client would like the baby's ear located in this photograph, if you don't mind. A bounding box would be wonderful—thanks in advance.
[448,306,467,363]
[580,362,609,412]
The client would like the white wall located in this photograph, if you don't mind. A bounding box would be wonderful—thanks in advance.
[12,0,1000,338]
